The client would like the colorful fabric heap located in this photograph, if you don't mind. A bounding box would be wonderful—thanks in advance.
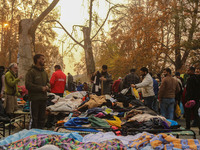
[128,132,200,150]
[0,134,126,150]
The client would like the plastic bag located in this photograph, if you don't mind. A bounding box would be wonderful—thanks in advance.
[121,88,130,95]
[175,104,181,119]
[131,87,139,100]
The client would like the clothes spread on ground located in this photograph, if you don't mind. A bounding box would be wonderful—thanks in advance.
[128,132,200,150]
[47,97,82,112]
[65,91,87,99]
[0,134,126,150]
[78,95,107,111]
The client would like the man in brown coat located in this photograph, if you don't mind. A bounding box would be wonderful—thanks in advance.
[158,68,180,119]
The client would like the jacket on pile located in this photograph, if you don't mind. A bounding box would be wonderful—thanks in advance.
[135,73,154,98]
[50,69,66,93]
[123,73,140,89]
[4,70,20,96]
[158,75,180,99]
[25,65,50,101]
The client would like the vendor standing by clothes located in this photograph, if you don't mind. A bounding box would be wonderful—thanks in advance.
[25,54,50,129]
[91,65,112,95]
[4,63,23,118]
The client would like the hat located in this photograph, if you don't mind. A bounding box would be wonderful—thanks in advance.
[185,100,196,108]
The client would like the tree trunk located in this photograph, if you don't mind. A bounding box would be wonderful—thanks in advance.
[18,0,59,85]
[83,27,95,77]
[174,6,182,71]
[18,19,34,85]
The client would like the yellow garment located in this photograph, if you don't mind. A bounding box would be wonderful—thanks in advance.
[175,104,181,118]
[106,116,121,128]
[131,87,139,100]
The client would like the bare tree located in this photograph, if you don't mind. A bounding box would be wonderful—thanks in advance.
[47,0,121,79]
[18,0,59,85]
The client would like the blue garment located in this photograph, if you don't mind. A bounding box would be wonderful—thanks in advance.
[167,119,178,126]
[160,98,175,120]
[76,84,83,91]
[152,78,159,96]
[0,129,83,146]
[64,117,99,132]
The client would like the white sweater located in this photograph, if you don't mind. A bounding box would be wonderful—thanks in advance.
[135,73,155,97]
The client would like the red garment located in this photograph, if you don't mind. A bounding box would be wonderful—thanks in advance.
[50,69,66,93]
[112,79,121,93]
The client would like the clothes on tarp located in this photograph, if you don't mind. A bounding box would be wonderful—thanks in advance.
[82,131,138,145]
[47,98,82,112]
[0,134,126,150]
[106,116,122,128]
[128,132,200,150]
[78,95,107,111]
[0,129,83,146]
[64,117,99,132]
[88,115,110,128]
[65,91,87,99]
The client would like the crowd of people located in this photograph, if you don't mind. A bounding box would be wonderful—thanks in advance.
[0,53,199,134]
[90,65,200,134]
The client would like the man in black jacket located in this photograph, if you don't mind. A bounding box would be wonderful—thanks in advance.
[185,67,200,134]
[123,68,140,89]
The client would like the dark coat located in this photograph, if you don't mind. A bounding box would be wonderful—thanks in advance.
[123,73,140,89]
[25,65,50,101]
[185,74,200,102]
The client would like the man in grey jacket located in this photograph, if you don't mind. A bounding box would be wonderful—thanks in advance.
[131,67,155,109]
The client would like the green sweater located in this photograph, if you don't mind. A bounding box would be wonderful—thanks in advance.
[25,65,50,101]
[5,70,20,96]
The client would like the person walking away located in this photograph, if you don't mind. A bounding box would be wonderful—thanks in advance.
[158,68,180,120]
[4,63,23,118]
[67,73,74,92]
[131,67,155,109]
[25,54,50,129]
[50,65,66,97]
[123,69,140,89]
[184,67,200,133]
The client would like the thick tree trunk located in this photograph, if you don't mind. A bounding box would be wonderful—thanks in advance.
[18,19,34,85]
[83,27,95,77]
[18,0,59,85]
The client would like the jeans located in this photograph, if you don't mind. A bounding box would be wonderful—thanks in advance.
[160,98,175,120]
[152,95,158,112]
[144,96,154,110]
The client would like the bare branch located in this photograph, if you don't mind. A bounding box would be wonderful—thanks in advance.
[46,20,84,48]
[89,0,94,36]
[91,4,125,40]
[31,0,59,33]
